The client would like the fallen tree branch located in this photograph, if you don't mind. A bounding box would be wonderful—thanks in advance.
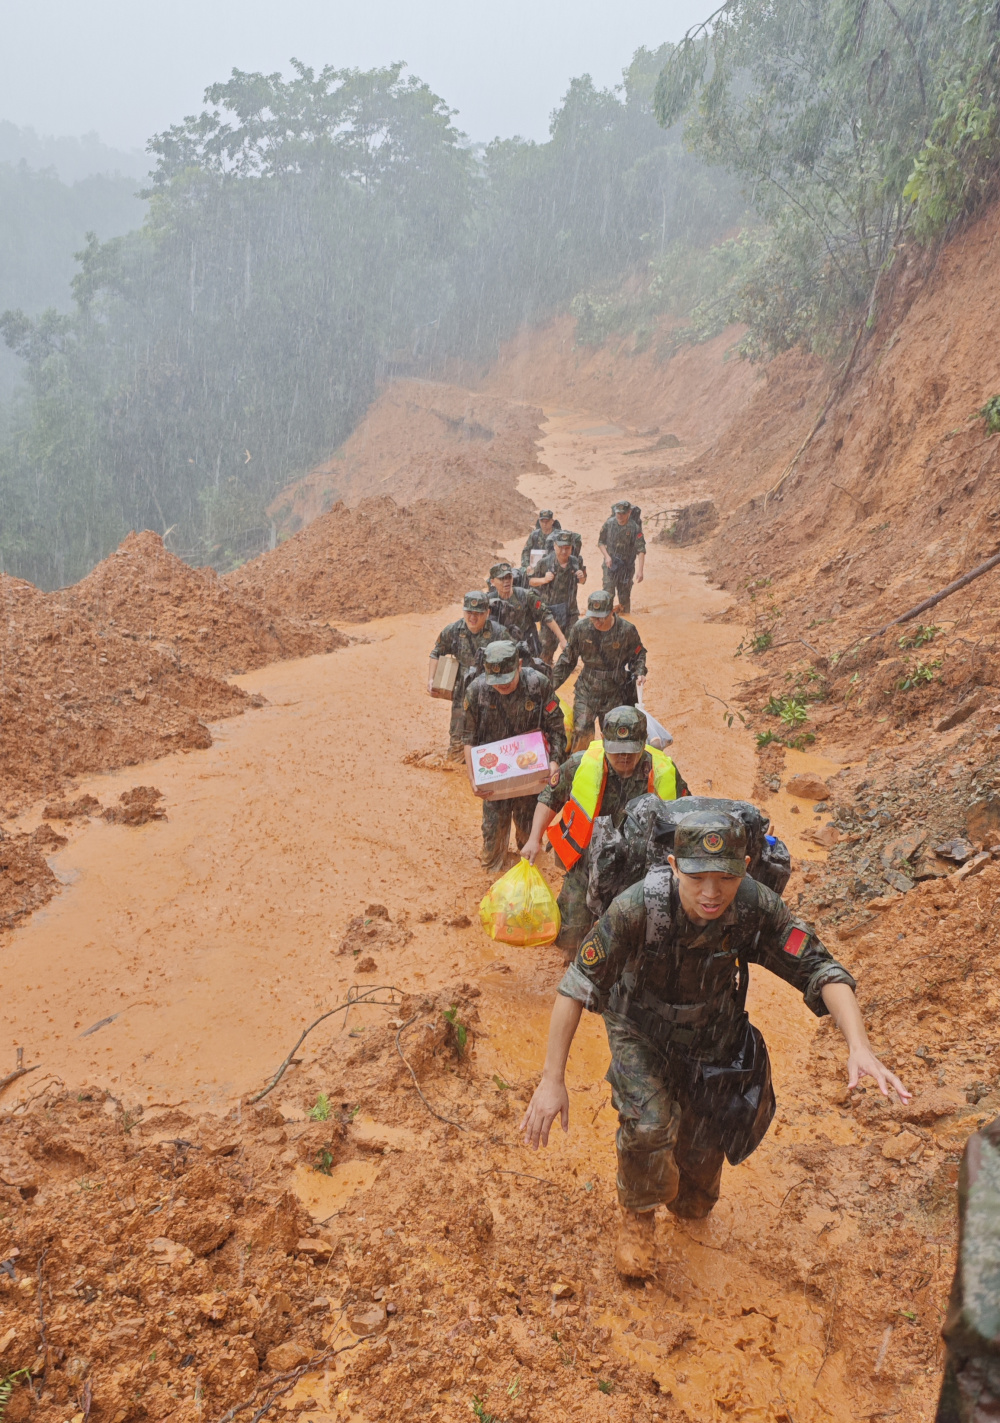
[478,1167,555,1187]
[250,985,404,1103]
[215,1335,366,1423]
[395,1015,468,1131]
[0,1055,40,1098]
[869,549,1000,640]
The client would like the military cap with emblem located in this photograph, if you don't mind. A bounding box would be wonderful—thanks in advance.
[538,508,554,520]
[553,530,574,546]
[483,639,520,685]
[601,705,647,754]
[490,561,514,580]
[674,809,748,877]
[587,589,614,615]
[612,499,632,513]
[463,590,491,612]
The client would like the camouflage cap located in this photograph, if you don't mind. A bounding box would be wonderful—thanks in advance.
[552,530,574,546]
[612,499,632,513]
[538,509,555,520]
[602,706,648,755]
[463,590,491,613]
[674,810,747,878]
[489,561,514,581]
[587,590,614,615]
[483,639,520,685]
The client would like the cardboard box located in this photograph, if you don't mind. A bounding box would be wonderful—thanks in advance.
[431,653,460,700]
[472,729,550,800]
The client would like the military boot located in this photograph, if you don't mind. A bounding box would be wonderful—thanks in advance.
[613,1207,657,1279]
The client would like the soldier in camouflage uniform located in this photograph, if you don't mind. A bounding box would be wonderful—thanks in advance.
[428,592,505,762]
[529,530,587,663]
[521,706,689,955]
[487,561,567,661]
[520,808,910,1278]
[598,500,646,613]
[550,589,648,751]
[463,640,567,875]
[935,1112,1000,1422]
[520,509,560,568]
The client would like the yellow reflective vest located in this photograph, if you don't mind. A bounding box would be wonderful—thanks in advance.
[547,740,679,871]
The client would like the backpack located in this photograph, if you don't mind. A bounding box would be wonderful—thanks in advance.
[587,794,791,918]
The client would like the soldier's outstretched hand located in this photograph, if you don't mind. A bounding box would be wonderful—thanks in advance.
[520,1078,570,1148]
[847,1045,911,1103]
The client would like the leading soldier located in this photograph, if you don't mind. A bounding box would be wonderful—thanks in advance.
[550,589,647,751]
[520,706,688,957]
[487,561,567,661]
[520,808,910,1278]
[463,639,567,876]
[598,500,645,613]
[529,530,587,663]
[428,592,505,762]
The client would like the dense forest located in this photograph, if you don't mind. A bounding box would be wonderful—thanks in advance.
[2,0,999,589]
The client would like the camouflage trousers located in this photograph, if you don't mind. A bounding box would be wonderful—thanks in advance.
[603,1011,775,1215]
[554,864,594,955]
[447,699,466,761]
[539,614,578,665]
[480,795,537,877]
[570,673,634,752]
[602,563,635,613]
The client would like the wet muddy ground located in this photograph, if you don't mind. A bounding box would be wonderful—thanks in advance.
[0,409,956,1422]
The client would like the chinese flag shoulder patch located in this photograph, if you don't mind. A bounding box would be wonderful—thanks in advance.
[545,699,559,713]
[782,927,808,958]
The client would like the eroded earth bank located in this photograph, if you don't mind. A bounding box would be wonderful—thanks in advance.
[6,208,1000,1422]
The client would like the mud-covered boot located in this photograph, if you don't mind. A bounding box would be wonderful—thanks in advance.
[614,1207,656,1279]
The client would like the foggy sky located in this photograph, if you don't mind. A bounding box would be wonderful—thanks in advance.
[1,0,710,159]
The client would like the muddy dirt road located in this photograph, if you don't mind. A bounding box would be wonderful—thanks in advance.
[0,410,920,1420]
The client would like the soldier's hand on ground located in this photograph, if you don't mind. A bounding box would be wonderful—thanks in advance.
[520,835,542,865]
[520,1077,570,1148]
[848,1046,912,1102]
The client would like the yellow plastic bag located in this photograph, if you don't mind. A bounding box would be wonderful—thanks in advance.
[558,696,574,743]
[479,859,561,947]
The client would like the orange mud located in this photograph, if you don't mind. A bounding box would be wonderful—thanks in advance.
[0,401,958,1423]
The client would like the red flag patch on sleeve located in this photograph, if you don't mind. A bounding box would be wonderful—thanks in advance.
[782,927,808,958]
[545,700,558,713]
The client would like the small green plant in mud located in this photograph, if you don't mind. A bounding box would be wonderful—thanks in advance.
[308,1093,331,1122]
[444,1005,468,1056]
[506,1377,521,1398]
[471,1394,500,1423]
[492,1075,510,1091]
[735,580,781,658]
[786,730,816,749]
[755,730,779,748]
[765,694,808,727]
[0,1370,31,1419]
[313,1147,335,1176]
[978,395,1000,433]
[598,1379,616,1394]
[898,624,940,650]
[897,657,942,691]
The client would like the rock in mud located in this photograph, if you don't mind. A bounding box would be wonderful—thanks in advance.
[882,1129,923,1161]
[102,785,166,826]
[786,773,831,800]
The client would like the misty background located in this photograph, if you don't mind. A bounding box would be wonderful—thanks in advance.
[0,0,997,588]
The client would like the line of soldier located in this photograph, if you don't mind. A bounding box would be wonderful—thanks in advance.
[425,499,912,1282]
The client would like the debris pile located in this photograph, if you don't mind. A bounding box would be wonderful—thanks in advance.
[227,487,534,624]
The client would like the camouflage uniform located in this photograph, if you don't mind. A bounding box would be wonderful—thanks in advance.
[532,549,587,662]
[463,662,567,875]
[936,1112,1000,1422]
[521,516,561,568]
[550,612,648,750]
[431,615,505,759]
[538,745,689,953]
[558,844,855,1216]
[489,586,561,660]
[599,514,646,613]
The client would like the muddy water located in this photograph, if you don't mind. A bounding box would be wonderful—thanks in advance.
[1,407,867,1419]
